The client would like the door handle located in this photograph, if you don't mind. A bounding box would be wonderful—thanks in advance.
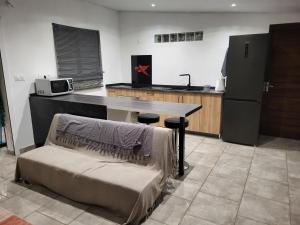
[265,82,275,92]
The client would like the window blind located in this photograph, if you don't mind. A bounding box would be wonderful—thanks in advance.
[52,23,103,90]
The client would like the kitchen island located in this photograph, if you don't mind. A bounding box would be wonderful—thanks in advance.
[106,83,223,135]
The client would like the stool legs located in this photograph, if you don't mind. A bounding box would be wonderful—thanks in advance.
[178,117,185,176]
[173,128,189,174]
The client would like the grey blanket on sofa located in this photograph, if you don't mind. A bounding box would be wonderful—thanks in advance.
[56,114,153,159]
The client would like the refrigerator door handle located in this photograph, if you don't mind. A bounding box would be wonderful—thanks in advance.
[244,42,250,58]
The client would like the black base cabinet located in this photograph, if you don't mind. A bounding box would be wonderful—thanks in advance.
[29,94,107,147]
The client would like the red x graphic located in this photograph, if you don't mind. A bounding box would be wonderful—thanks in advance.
[135,65,149,76]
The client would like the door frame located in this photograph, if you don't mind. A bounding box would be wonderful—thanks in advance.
[0,51,15,153]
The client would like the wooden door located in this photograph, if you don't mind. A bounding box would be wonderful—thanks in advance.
[261,23,300,139]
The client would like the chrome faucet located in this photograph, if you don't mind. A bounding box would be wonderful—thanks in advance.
[179,74,191,87]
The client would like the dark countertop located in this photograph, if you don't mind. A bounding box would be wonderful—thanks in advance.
[30,94,201,117]
[106,83,224,95]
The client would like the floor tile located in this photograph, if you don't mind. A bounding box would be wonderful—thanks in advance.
[211,165,248,181]
[172,180,200,201]
[185,138,201,151]
[289,177,300,188]
[235,217,269,225]
[0,207,10,220]
[224,144,254,158]
[25,212,65,225]
[290,198,300,215]
[185,147,194,158]
[164,179,182,195]
[69,211,117,225]
[252,153,286,169]
[201,174,245,202]
[187,192,239,225]
[180,214,217,225]
[202,137,222,145]
[0,196,41,218]
[258,136,300,151]
[287,151,300,163]
[197,154,220,168]
[288,161,300,179]
[239,193,290,225]
[150,195,190,225]
[86,206,125,224]
[185,152,204,166]
[291,214,300,225]
[250,163,287,184]
[0,163,15,177]
[289,176,300,215]
[210,152,251,182]
[0,154,16,166]
[38,196,88,224]
[186,152,219,168]
[217,153,252,170]
[185,165,212,185]
[26,184,59,198]
[18,188,57,207]
[142,218,166,225]
[255,147,286,159]
[0,181,27,198]
[0,195,7,202]
[245,176,289,204]
[186,134,204,141]
[194,143,224,155]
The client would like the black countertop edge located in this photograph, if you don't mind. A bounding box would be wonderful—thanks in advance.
[106,83,224,95]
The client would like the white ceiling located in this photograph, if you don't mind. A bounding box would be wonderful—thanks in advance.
[86,0,300,13]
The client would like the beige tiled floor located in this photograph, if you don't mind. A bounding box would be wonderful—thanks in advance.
[0,134,299,225]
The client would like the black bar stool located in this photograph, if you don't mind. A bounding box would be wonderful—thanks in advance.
[138,113,160,125]
[164,117,189,170]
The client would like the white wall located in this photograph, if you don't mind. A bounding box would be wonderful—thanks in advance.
[0,0,122,153]
[120,12,300,86]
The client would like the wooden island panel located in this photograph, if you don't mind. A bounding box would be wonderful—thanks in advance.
[107,88,222,135]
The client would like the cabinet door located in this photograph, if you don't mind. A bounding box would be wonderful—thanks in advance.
[107,89,120,96]
[107,89,130,97]
[164,92,180,103]
[199,95,222,135]
[159,92,181,127]
[182,93,202,132]
[138,91,155,101]
[151,91,165,126]
[121,89,135,97]
[153,91,164,102]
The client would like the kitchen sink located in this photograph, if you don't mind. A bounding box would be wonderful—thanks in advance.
[169,86,205,91]
[134,85,207,92]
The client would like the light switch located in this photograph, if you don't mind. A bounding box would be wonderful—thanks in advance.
[14,74,25,81]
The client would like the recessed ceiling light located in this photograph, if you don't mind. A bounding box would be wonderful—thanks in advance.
[151,3,156,7]
[231,3,237,7]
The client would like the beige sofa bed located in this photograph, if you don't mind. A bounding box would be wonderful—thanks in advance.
[15,114,175,225]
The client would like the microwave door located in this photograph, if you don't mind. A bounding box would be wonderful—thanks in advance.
[51,80,69,94]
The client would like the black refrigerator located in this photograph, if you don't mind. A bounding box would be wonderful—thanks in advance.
[221,33,269,146]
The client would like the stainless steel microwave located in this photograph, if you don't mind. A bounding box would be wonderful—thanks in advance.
[35,78,74,96]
